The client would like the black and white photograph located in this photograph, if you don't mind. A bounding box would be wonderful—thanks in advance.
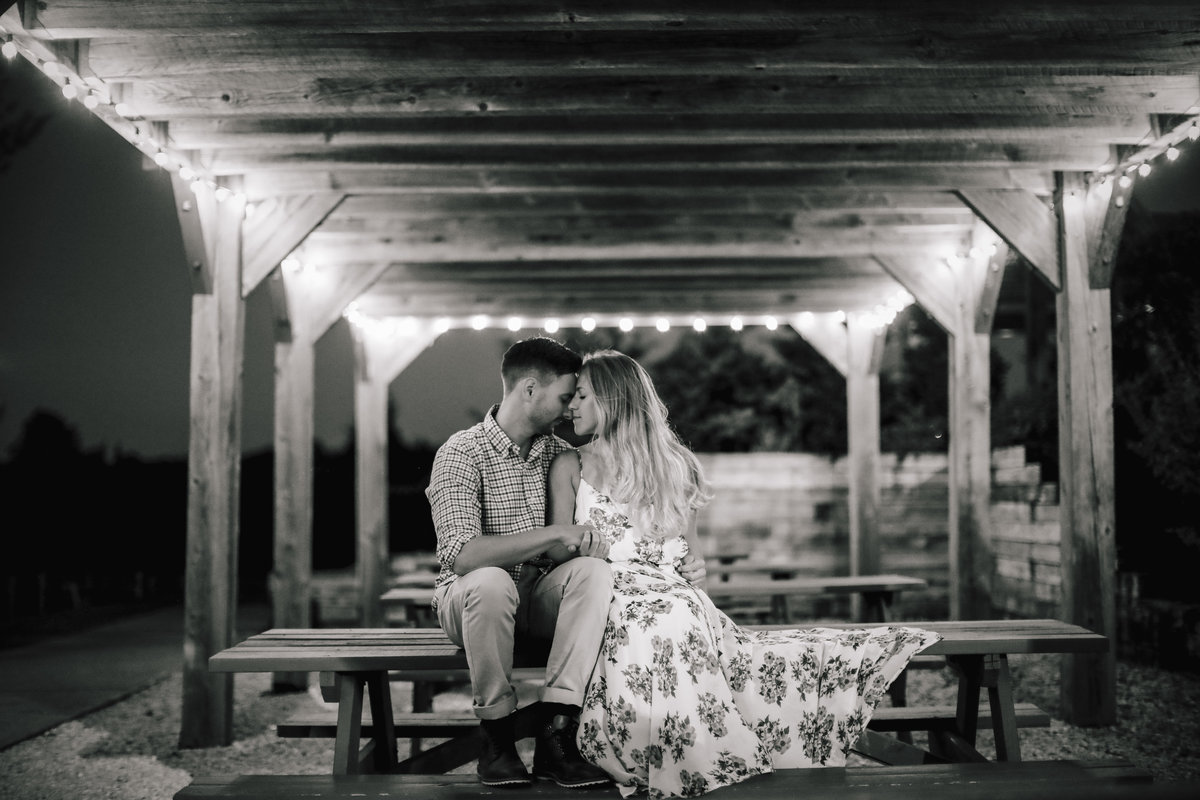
[1,3,1199,799]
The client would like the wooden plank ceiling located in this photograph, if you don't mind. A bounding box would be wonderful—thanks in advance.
[6,1,1199,326]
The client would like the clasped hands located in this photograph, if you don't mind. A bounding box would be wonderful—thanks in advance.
[563,524,707,587]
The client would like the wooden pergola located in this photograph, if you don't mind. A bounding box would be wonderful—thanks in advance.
[5,0,1198,747]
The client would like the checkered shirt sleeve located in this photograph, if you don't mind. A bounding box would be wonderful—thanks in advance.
[426,417,572,595]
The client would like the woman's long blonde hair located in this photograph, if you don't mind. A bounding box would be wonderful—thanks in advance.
[581,350,712,539]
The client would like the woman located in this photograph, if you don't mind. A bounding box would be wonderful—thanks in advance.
[547,350,940,798]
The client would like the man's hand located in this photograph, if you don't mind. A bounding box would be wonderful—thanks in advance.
[545,523,609,563]
[678,551,707,587]
[573,524,611,560]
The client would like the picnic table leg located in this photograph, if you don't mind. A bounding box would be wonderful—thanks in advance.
[929,654,989,763]
[364,670,399,773]
[984,654,1021,761]
[333,672,365,775]
[861,590,894,623]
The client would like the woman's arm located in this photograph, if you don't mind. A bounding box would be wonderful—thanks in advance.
[544,450,584,563]
[678,514,708,588]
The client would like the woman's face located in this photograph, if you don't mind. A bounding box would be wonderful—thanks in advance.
[568,372,601,437]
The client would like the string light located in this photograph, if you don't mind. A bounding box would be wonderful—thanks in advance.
[1,39,17,59]
[543,318,560,333]
[506,316,522,331]
[729,316,744,331]
[692,317,707,332]
[1189,122,1199,142]
[1166,146,1181,162]
[1138,162,1152,177]
[470,315,489,331]
[581,317,597,332]
[655,318,671,332]
[619,317,634,332]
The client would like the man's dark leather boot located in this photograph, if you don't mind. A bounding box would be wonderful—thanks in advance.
[478,715,532,786]
[533,712,611,788]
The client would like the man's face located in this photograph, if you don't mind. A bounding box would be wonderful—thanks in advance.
[529,372,577,434]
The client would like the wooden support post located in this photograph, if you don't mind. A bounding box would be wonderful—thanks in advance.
[178,176,246,748]
[352,323,441,627]
[270,330,316,690]
[947,224,1002,620]
[846,313,885,621]
[790,312,884,620]
[1055,172,1117,725]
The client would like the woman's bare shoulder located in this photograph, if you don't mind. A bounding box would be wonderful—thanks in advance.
[549,448,581,478]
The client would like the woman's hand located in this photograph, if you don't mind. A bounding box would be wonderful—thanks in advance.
[678,552,707,587]
[574,524,611,560]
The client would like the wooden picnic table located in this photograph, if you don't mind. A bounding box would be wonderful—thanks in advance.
[705,573,928,624]
[209,618,1106,776]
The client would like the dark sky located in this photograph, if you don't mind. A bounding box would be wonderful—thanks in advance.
[2,54,1199,461]
[0,55,512,459]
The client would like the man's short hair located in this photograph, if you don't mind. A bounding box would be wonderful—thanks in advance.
[501,337,581,392]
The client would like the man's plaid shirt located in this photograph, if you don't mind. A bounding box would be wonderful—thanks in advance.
[426,405,574,604]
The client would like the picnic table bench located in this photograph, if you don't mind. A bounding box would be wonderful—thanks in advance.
[174,759,1188,800]
[208,618,1106,776]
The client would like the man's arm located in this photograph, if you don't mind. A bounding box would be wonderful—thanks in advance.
[428,440,596,576]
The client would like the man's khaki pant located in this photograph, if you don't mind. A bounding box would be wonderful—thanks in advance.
[434,558,612,720]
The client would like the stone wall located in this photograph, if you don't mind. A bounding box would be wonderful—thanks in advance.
[693,446,1055,621]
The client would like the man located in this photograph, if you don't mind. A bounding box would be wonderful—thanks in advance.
[426,336,613,788]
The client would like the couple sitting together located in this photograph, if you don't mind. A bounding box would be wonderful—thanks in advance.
[426,337,939,798]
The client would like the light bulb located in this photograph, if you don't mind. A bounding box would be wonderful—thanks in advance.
[435,318,452,333]
[82,93,99,109]
[153,151,170,167]
[1166,146,1180,162]
[1188,122,1199,142]
[764,316,778,330]
[214,186,232,203]
[581,316,596,332]
[1,40,17,60]
[470,315,488,330]
[655,318,670,332]
[179,165,196,180]
[543,318,559,333]
[619,317,634,332]
[1138,162,1152,177]
[730,316,744,331]
[61,82,78,99]
[1118,174,1133,189]
[506,317,522,331]
[114,102,133,117]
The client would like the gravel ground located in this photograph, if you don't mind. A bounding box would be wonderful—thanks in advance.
[0,654,1197,800]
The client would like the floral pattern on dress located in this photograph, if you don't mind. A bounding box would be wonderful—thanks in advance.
[575,478,941,798]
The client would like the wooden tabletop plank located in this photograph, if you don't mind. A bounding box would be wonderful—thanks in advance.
[706,575,928,597]
[209,619,1105,673]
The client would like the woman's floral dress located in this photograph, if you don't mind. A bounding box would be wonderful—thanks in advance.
[574,478,941,798]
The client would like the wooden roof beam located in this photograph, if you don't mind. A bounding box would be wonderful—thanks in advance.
[29,0,1200,37]
[241,167,1056,198]
[120,73,1200,118]
[79,27,1200,79]
[165,113,1158,150]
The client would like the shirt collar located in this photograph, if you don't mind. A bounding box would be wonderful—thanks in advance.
[482,402,525,460]
[482,404,537,460]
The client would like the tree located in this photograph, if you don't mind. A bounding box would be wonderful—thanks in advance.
[0,59,51,175]
[1111,204,1200,599]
